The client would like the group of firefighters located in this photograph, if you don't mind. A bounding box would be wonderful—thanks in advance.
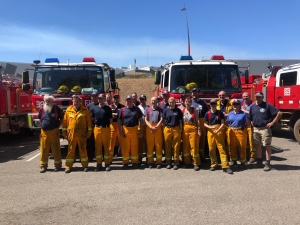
[38,88,282,174]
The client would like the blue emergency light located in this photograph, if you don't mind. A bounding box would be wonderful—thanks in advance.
[45,58,60,63]
[180,55,193,60]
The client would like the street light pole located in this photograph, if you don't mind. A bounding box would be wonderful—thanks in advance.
[181,4,190,56]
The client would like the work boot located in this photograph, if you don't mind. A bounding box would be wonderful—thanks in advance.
[123,164,128,170]
[230,161,238,167]
[156,164,162,169]
[223,168,233,174]
[65,168,71,173]
[40,168,47,173]
[148,164,154,169]
[105,165,111,172]
[194,166,200,171]
[54,168,61,172]
[263,162,271,171]
[133,164,138,169]
[210,167,216,171]
[201,158,207,164]
[255,159,264,168]
[248,158,256,164]
[166,164,172,169]
[239,163,246,170]
[84,167,89,172]
[95,164,103,172]
[173,165,179,170]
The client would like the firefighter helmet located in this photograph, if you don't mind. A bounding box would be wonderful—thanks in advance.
[71,85,82,93]
[57,85,69,93]
[185,82,197,91]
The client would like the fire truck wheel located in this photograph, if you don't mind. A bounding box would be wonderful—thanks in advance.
[293,119,300,143]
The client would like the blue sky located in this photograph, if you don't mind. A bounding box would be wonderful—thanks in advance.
[1,0,300,68]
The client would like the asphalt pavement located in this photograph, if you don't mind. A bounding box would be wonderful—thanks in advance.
[0,130,299,225]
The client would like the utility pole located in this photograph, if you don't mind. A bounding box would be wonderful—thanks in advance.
[134,58,136,79]
[181,4,190,56]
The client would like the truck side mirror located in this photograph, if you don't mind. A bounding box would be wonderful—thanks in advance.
[245,70,249,84]
[22,71,29,83]
[22,84,30,91]
[154,71,161,85]
[110,69,116,82]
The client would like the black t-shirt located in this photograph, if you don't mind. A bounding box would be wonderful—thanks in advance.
[110,103,124,122]
[118,106,143,127]
[38,105,63,130]
[204,110,224,125]
[249,102,279,127]
[86,102,98,115]
[162,107,183,127]
[91,105,112,127]
[220,99,229,114]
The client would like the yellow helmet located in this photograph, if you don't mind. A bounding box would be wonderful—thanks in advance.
[185,82,197,91]
[57,85,69,93]
[71,85,82,93]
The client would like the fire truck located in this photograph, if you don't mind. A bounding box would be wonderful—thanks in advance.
[153,55,242,102]
[241,63,300,142]
[0,66,32,134]
[23,57,118,129]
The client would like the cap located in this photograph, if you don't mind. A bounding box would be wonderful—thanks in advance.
[113,93,119,97]
[98,93,105,98]
[210,99,217,104]
[255,92,264,96]
[162,91,169,95]
[139,94,146,100]
[191,88,198,92]
[126,95,133,100]
[232,99,241,104]
[91,90,98,95]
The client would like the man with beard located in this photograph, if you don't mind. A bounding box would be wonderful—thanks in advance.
[38,95,63,173]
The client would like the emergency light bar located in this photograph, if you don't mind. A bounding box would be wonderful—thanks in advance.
[82,57,96,63]
[45,58,60,63]
[211,55,225,60]
[180,55,193,60]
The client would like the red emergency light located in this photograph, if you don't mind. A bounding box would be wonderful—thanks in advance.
[211,55,225,60]
[82,57,96,63]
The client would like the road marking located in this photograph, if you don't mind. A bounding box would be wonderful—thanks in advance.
[27,153,40,162]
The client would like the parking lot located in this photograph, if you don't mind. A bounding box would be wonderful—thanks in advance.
[0,130,300,225]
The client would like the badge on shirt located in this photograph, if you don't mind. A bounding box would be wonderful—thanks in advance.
[174,112,178,115]
[260,108,265,113]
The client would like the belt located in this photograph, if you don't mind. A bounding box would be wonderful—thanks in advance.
[230,127,244,130]
[166,125,178,128]
[95,125,109,128]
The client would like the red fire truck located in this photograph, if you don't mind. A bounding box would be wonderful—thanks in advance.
[153,55,242,102]
[0,67,32,134]
[241,63,300,142]
[23,57,118,130]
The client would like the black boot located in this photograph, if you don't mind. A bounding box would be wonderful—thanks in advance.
[95,164,103,172]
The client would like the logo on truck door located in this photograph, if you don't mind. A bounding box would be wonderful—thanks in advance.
[284,88,290,96]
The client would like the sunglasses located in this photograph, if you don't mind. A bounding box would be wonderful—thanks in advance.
[233,103,240,106]
[219,95,225,97]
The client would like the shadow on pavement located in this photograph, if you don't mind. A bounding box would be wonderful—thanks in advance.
[271,164,300,171]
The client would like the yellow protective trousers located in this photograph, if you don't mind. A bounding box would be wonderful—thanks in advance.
[146,122,163,164]
[109,122,122,163]
[121,126,139,164]
[247,126,256,159]
[223,122,231,159]
[40,128,61,169]
[164,126,181,166]
[229,128,247,163]
[207,125,229,169]
[182,123,200,166]
[94,126,111,165]
[198,118,206,159]
[138,124,147,159]
[65,135,89,169]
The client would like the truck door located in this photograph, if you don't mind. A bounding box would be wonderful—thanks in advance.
[275,70,299,110]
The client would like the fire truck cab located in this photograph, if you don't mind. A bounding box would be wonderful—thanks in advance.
[25,57,118,129]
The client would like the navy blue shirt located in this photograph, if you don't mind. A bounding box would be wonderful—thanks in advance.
[110,103,124,122]
[38,105,63,130]
[159,101,169,110]
[204,110,224,125]
[249,102,279,127]
[162,107,183,127]
[118,106,143,127]
[91,105,112,127]
[144,106,163,123]
[227,110,249,129]
[220,99,229,114]
[87,102,98,114]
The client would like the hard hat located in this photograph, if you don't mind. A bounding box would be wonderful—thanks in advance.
[57,85,69,93]
[71,85,82,93]
[185,82,197,91]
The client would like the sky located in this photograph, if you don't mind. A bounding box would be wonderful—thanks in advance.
[1,0,300,68]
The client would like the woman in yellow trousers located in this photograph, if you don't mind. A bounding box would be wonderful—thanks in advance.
[181,97,201,171]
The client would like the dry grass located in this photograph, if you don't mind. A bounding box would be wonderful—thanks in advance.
[116,77,157,105]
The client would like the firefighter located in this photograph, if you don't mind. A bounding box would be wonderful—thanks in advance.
[91,94,113,172]
[226,99,250,169]
[131,92,140,106]
[86,90,99,162]
[57,85,69,94]
[109,93,124,162]
[118,95,144,169]
[204,99,233,174]
[163,97,183,170]
[105,92,112,105]
[160,91,170,109]
[138,94,148,164]
[71,85,82,94]
[249,92,282,171]
[38,95,63,173]
[241,92,256,163]
[144,97,164,169]
[62,95,93,173]
[182,97,201,171]
[157,95,163,107]
[191,88,209,163]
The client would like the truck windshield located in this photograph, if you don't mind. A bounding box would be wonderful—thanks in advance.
[170,64,241,94]
[33,66,104,94]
